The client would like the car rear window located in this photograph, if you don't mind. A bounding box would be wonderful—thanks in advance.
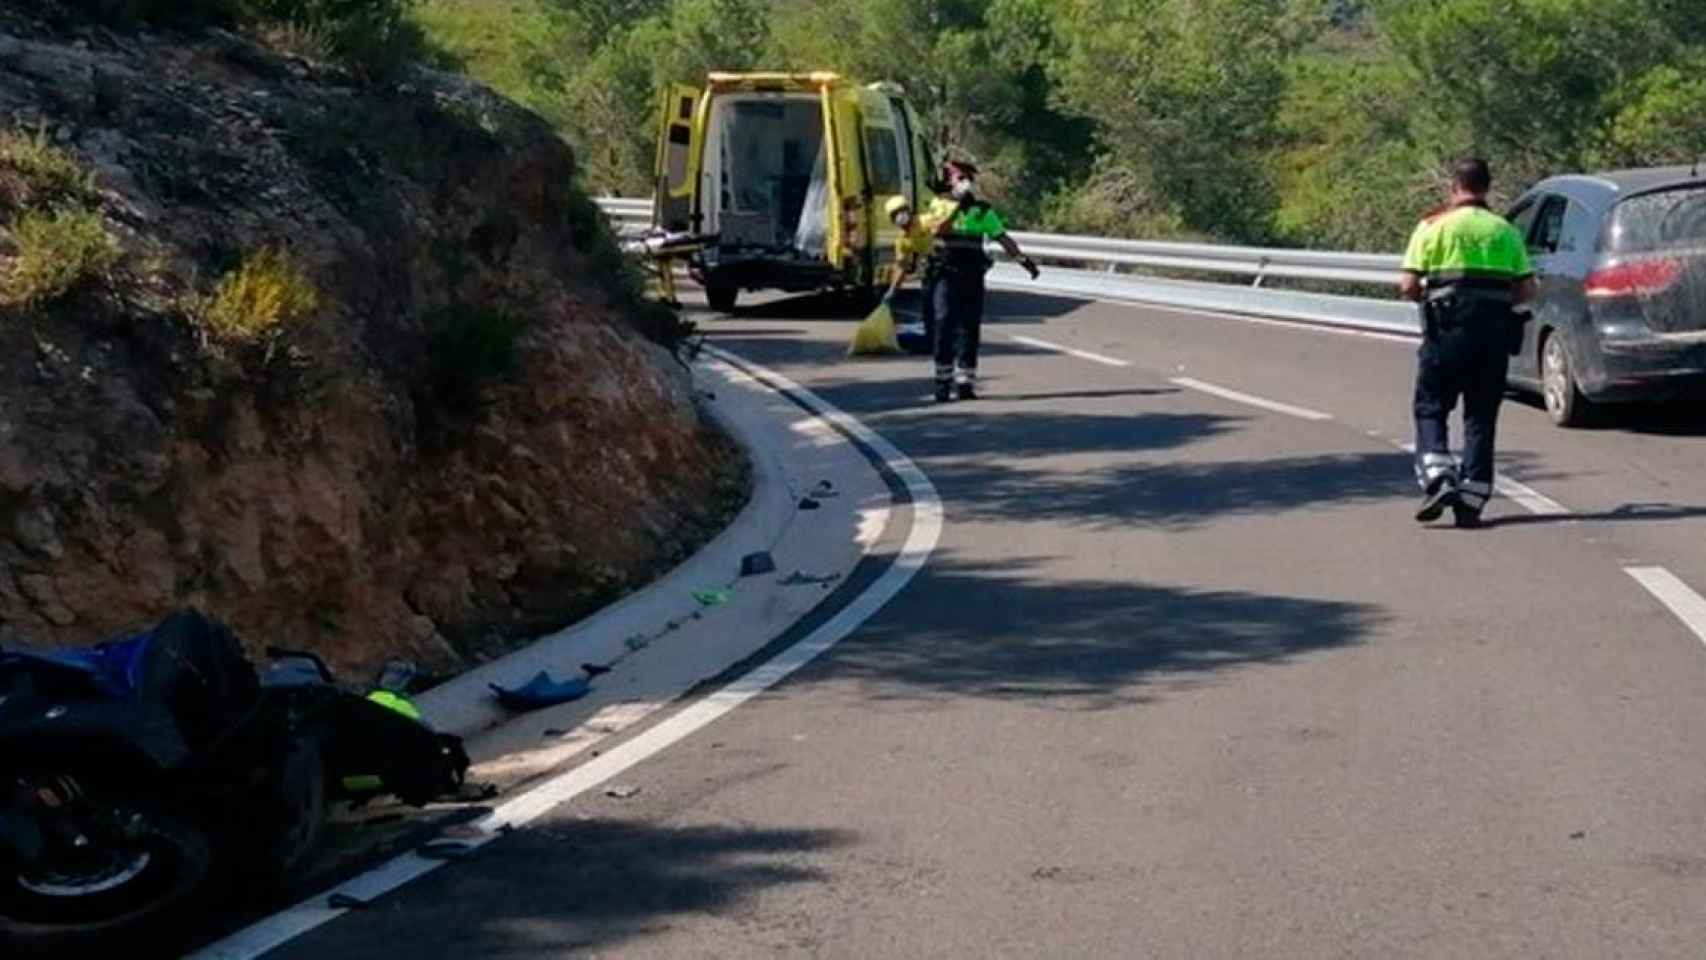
[1606,186,1706,252]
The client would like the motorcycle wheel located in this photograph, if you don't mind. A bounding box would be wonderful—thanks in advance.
[254,731,327,882]
[0,802,212,953]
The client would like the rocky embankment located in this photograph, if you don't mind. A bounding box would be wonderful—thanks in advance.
[0,5,746,676]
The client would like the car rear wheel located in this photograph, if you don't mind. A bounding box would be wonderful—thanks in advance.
[1542,330,1590,427]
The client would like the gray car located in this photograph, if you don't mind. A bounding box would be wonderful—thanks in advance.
[1502,165,1706,425]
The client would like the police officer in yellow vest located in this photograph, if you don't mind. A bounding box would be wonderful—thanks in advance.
[1399,157,1537,528]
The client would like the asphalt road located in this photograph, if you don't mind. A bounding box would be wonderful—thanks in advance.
[260,289,1706,958]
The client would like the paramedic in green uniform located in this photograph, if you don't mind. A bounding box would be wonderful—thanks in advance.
[1399,157,1536,528]
[929,160,1040,402]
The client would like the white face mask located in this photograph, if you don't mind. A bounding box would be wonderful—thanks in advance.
[951,178,975,199]
[894,211,912,227]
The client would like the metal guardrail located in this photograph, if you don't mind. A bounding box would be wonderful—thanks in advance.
[598,197,652,220]
[1005,231,1403,287]
[594,197,1421,336]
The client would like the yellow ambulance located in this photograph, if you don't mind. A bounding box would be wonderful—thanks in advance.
[653,72,937,312]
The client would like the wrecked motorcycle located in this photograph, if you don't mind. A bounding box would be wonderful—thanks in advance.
[0,609,468,952]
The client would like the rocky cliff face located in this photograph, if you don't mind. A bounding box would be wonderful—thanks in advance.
[0,7,745,676]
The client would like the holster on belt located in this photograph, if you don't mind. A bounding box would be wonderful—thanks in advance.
[1421,292,1459,339]
[1424,287,1527,354]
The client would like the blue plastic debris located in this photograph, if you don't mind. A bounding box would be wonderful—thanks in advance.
[489,671,592,710]
[740,551,776,577]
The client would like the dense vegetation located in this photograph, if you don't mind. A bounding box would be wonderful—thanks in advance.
[29,0,427,78]
[413,0,1706,251]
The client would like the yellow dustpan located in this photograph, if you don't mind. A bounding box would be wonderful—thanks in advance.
[848,296,902,356]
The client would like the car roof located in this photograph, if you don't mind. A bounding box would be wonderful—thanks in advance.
[1542,165,1706,201]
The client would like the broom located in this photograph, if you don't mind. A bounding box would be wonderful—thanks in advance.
[848,292,902,356]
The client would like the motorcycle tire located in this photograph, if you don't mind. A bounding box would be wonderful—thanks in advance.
[0,801,213,955]
[249,730,328,885]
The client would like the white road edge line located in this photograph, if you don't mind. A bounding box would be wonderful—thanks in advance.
[1008,334,1132,368]
[1626,566,1706,650]
[1169,376,1334,422]
[189,347,945,960]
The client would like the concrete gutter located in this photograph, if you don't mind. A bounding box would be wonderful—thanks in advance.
[414,349,880,740]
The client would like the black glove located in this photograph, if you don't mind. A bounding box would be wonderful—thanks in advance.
[1021,256,1040,280]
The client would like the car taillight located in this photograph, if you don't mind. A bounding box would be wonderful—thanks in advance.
[1584,258,1682,298]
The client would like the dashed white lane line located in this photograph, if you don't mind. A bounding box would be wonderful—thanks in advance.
[1008,334,1132,368]
[1169,376,1334,422]
[1010,331,1568,513]
[1007,333,1333,422]
[1492,474,1571,517]
[188,347,944,960]
[1626,567,1706,650]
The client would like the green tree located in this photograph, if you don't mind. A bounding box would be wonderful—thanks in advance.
[557,0,770,193]
[1049,0,1312,241]
[1273,44,1440,250]
[1597,52,1706,168]
[406,0,1706,246]
[1376,0,1706,189]
[766,0,1089,224]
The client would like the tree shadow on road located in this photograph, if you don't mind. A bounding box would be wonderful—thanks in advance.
[983,289,1094,322]
[263,818,855,959]
[921,449,1414,530]
[1506,393,1706,438]
[994,387,1183,402]
[895,408,1243,459]
[728,292,870,320]
[1488,502,1706,527]
[704,360,1242,460]
[706,328,1058,371]
[811,554,1381,712]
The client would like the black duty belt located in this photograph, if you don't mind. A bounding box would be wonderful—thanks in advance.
[930,244,991,273]
[1424,274,1519,299]
[1423,289,1515,336]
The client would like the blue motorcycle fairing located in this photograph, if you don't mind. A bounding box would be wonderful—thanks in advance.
[0,629,156,699]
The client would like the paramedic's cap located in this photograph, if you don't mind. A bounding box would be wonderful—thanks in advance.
[884,196,911,218]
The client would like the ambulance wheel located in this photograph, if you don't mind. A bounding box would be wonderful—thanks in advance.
[706,285,738,313]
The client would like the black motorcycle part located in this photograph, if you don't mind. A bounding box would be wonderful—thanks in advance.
[242,730,328,885]
[0,811,46,864]
[324,699,469,807]
[0,800,213,954]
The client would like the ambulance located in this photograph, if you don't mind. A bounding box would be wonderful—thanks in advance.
[653,72,937,311]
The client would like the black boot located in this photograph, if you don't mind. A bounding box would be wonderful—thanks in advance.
[1451,502,1485,529]
[956,380,977,401]
[1414,476,1459,522]
[934,381,953,403]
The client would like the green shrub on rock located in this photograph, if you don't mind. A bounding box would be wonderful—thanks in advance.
[1,208,120,308]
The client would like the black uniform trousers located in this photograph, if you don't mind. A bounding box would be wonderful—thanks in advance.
[1413,320,1508,515]
[932,262,985,384]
